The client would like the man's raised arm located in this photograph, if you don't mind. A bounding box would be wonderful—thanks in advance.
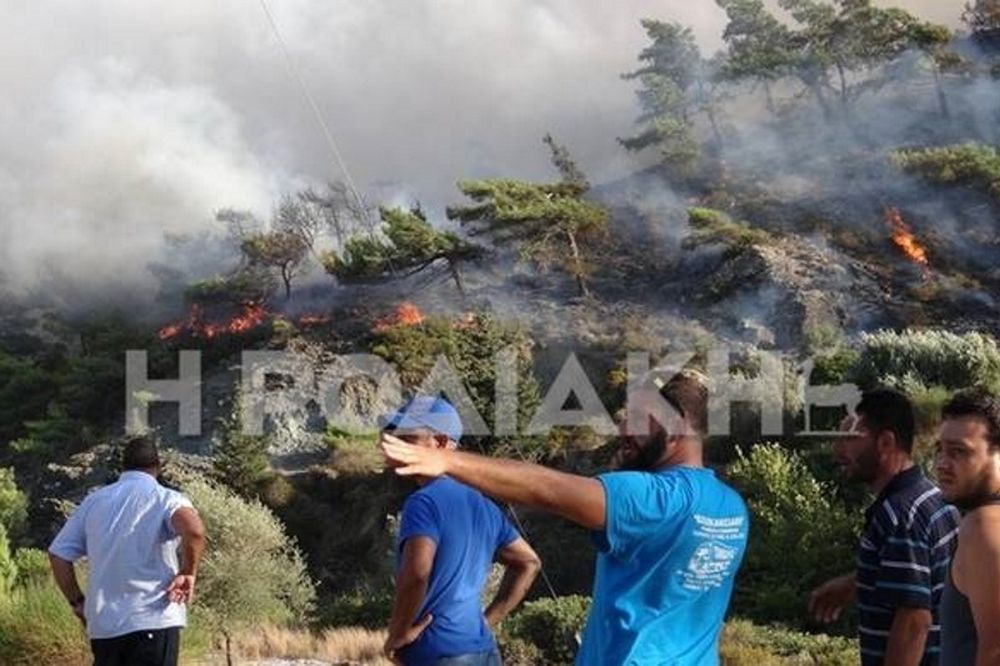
[381,433,606,530]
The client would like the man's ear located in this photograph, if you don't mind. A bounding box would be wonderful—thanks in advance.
[433,434,451,449]
[876,429,897,455]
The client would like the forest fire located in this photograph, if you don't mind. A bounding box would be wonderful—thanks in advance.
[157,303,269,341]
[296,314,332,327]
[885,207,929,266]
[373,302,426,332]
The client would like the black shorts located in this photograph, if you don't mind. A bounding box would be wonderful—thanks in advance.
[90,626,180,666]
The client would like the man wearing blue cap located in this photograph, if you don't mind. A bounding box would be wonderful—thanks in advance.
[382,372,749,665]
[382,395,542,666]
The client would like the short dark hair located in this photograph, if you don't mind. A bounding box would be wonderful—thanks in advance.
[122,435,160,470]
[856,387,916,454]
[942,388,1000,449]
[659,370,709,437]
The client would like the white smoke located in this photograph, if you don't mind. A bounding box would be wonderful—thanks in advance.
[0,0,963,304]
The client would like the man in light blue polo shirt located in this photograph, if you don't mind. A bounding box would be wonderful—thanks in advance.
[48,436,206,666]
[383,372,750,664]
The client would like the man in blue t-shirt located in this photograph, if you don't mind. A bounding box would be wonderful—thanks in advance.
[382,372,750,665]
[382,396,542,665]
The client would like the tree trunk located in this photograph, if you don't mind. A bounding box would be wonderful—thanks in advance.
[835,63,850,117]
[225,631,233,666]
[699,80,724,153]
[282,266,292,299]
[448,259,467,298]
[808,80,833,121]
[565,229,590,298]
[933,67,951,119]
[763,80,776,116]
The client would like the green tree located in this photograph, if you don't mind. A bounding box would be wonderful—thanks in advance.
[964,0,1000,32]
[718,0,953,118]
[621,20,723,169]
[299,180,378,249]
[892,142,1000,204]
[183,476,315,666]
[371,312,544,459]
[324,205,485,296]
[0,524,15,597]
[240,230,309,300]
[909,23,966,118]
[716,0,797,114]
[183,266,278,308]
[0,352,58,446]
[212,409,272,499]
[778,0,951,116]
[727,443,861,628]
[447,137,609,298]
[0,469,27,539]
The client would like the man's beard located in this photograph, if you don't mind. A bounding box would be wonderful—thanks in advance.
[949,471,1000,512]
[847,445,881,485]
[620,435,667,472]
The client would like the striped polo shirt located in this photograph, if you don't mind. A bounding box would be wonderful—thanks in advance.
[857,466,960,666]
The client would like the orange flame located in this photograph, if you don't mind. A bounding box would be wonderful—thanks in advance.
[885,207,928,266]
[297,313,331,327]
[452,312,477,329]
[158,302,269,341]
[374,302,426,332]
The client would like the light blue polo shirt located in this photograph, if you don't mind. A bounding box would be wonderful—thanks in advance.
[577,467,749,665]
[48,471,193,639]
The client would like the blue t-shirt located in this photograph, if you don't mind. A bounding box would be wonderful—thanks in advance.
[577,466,749,666]
[396,476,519,665]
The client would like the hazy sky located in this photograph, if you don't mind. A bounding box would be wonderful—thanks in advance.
[0,1,963,300]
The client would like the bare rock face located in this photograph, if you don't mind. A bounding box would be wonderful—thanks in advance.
[151,338,398,463]
[692,236,894,348]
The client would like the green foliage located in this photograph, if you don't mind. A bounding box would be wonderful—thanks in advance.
[684,207,774,254]
[721,619,859,665]
[501,595,591,665]
[0,525,15,596]
[964,0,1000,32]
[0,468,27,538]
[182,476,316,643]
[727,444,861,628]
[621,20,716,172]
[717,0,951,117]
[0,579,90,665]
[325,206,483,293]
[371,312,545,459]
[212,408,272,498]
[893,143,1000,204]
[184,266,278,306]
[0,352,58,444]
[12,548,49,588]
[716,0,796,89]
[850,329,1000,393]
[321,585,394,629]
[447,158,609,297]
[241,229,310,299]
[325,426,382,475]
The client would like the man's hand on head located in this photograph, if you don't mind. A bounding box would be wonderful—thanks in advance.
[381,433,450,477]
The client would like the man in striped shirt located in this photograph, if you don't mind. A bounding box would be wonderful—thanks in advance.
[810,388,960,666]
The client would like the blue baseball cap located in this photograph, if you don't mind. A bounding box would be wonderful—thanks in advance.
[380,395,463,444]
